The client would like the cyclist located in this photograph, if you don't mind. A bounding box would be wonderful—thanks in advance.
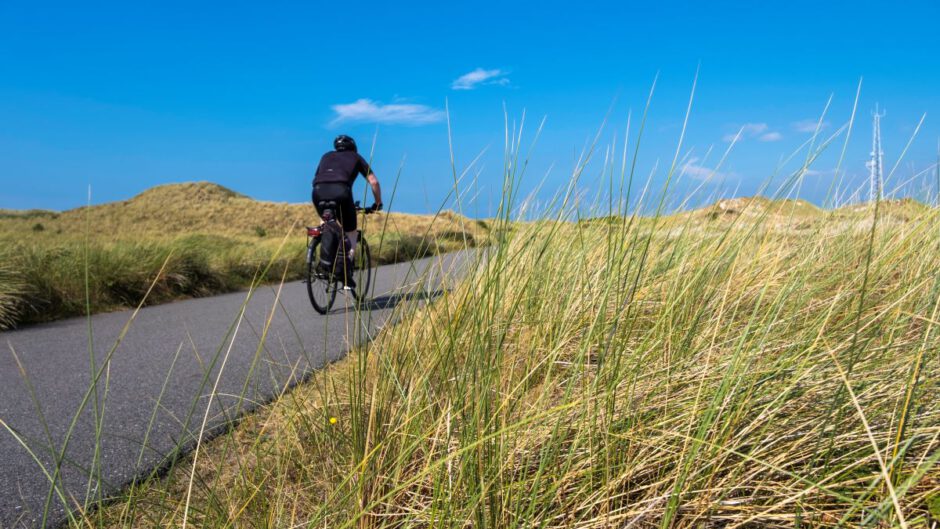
[312,134,383,289]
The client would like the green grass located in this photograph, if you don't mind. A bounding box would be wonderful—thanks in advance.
[0,231,479,327]
[80,192,940,528]
[6,100,940,528]
[0,253,26,329]
[0,183,488,328]
[67,144,939,528]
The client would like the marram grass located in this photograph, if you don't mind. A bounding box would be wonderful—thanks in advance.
[0,182,487,328]
[10,105,940,527]
[0,251,26,329]
[87,197,940,528]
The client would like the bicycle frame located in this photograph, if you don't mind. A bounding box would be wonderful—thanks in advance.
[305,200,376,312]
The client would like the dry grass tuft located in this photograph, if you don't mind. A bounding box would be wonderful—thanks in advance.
[90,200,940,528]
[0,182,488,328]
[0,253,26,328]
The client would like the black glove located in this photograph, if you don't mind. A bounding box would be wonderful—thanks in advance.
[368,203,383,213]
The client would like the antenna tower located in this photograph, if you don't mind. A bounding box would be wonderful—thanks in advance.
[866,105,885,202]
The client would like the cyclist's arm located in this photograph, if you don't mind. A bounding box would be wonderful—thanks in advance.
[366,172,382,207]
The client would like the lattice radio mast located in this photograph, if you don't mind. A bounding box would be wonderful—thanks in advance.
[866,105,885,202]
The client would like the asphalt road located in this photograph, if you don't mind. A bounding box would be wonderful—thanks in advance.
[0,251,469,528]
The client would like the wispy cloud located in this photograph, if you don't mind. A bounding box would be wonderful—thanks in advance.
[680,157,727,181]
[802,168,835,177]
[792,119,831,133]
[723,122,783,143]
[329,99,444,126]
[451,68,510,90]
[722,123,767,142]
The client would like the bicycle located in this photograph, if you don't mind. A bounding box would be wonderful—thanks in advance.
[305,201,377,314]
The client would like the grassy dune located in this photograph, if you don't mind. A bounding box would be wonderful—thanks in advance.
[0,182,488,328]
[87,195,940,527]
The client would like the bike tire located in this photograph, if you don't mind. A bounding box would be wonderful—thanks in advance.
[352,237,373,303]
[306,239,337,314]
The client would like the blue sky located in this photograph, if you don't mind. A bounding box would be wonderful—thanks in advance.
[1,0,938,215]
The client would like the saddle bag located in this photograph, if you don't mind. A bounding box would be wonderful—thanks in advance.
[318,222,346,274]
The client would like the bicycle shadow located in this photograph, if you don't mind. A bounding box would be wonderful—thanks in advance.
[333,289,445,314]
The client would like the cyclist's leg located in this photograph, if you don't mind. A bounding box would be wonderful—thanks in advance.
[337,194,358,260]
[345,230,358,259]
[332,191,358,287]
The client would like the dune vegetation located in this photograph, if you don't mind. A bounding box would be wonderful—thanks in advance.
[5,91,938,527]
[69,171,940,528]
[0,182,488,328]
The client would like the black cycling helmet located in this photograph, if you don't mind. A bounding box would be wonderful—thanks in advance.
[334,134,357,152]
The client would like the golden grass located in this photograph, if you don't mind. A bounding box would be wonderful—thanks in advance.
[89,202,940,528]
[0,181,484,243]
[0,182,489,328]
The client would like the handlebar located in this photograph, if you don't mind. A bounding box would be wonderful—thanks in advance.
[354,200,383,214]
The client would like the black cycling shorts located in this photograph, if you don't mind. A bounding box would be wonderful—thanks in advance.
[312,183,357,231]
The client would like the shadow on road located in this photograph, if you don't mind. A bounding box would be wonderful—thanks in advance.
[334,289,445,314]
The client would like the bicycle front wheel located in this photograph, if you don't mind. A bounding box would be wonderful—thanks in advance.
[306,239,337,314]
[352,237,373,302]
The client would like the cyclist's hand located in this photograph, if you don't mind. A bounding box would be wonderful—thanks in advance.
[368,203,383,214]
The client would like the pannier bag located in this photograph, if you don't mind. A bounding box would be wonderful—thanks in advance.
[318,222,346,276]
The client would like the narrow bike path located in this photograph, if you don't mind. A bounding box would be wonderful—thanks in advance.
[0,251,470,529]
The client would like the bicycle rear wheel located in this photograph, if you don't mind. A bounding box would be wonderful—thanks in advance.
[352,237,373,302]
[306,239,337,314]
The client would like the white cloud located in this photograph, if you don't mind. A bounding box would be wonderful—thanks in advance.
[792,119,831,133]
[741,123,768,135]
[451,68,509,90]
[680,157,726,180]
[802,168,835,177]
[329,99,444,126]
[759,132,783,142]
[722,122,770,143]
